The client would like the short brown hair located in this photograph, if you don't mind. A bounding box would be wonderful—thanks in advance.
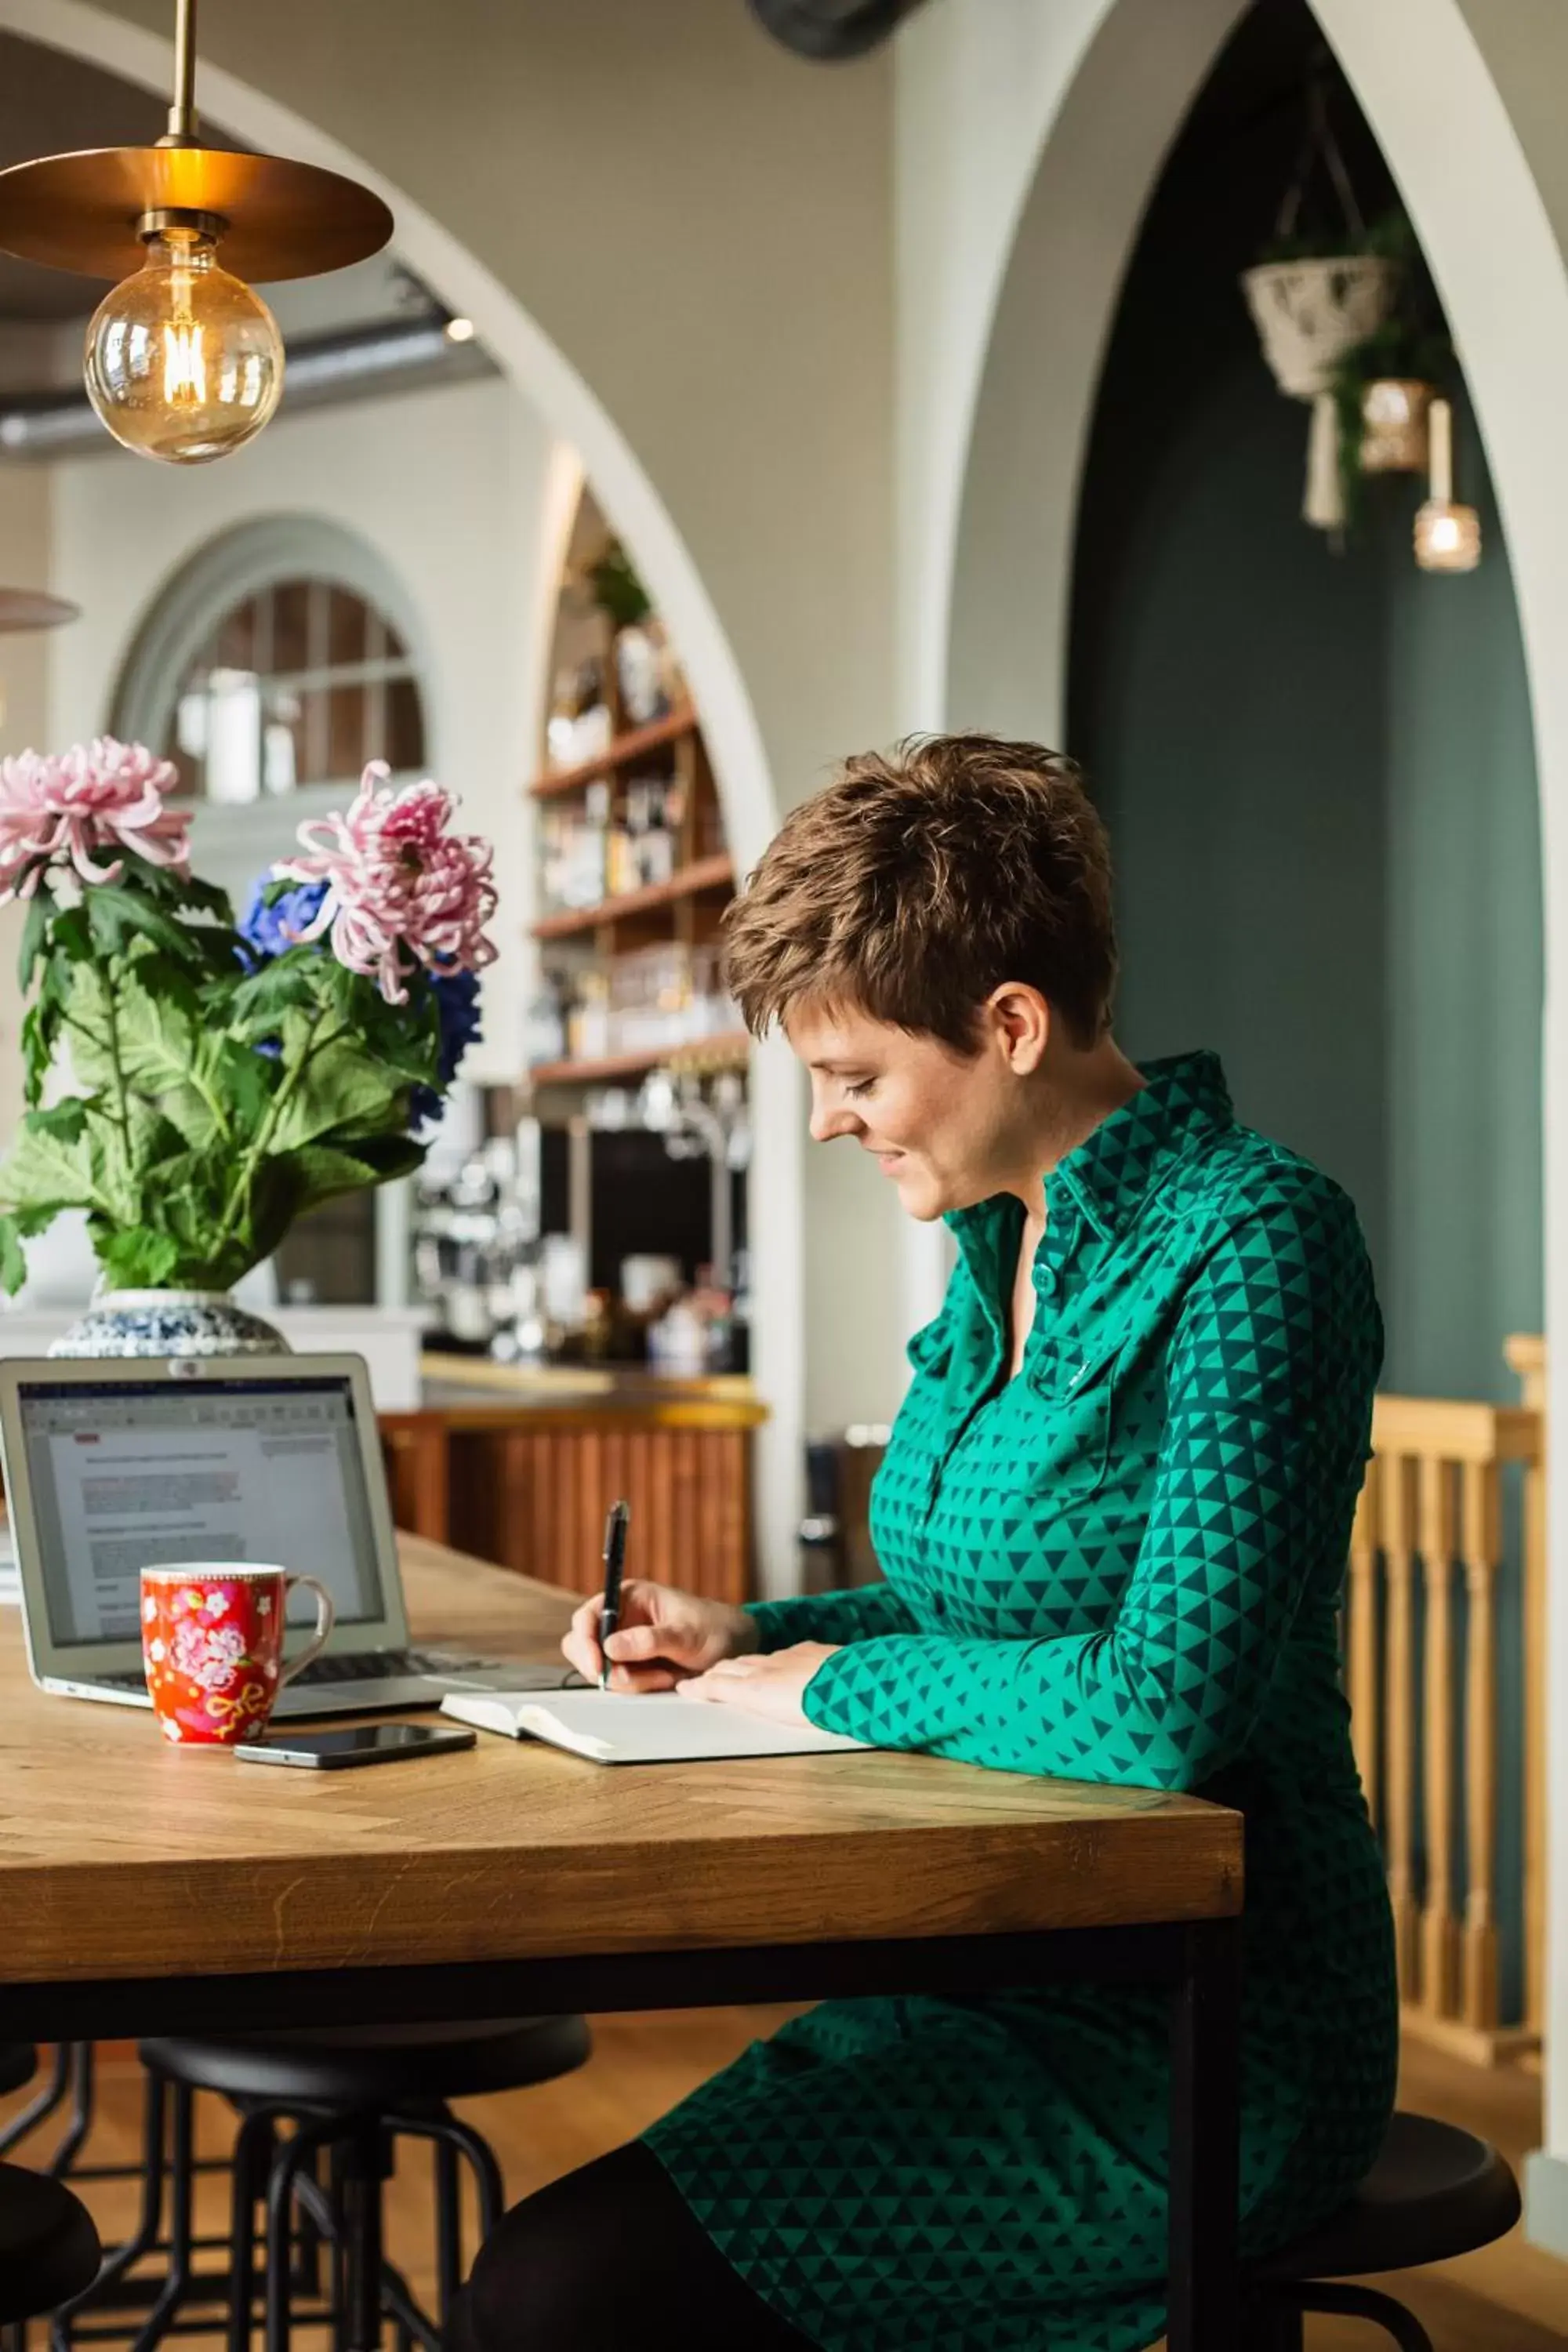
[722,733,1117,1051]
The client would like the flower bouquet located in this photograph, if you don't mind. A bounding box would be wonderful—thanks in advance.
[0,739,495,1298]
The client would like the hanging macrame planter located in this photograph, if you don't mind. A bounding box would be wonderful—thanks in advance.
[1240,73,1398,533]
[1242,256,1396,528]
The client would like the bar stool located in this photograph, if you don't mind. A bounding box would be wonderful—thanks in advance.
[128,2020,589,2352]
[0,2165,101,2331]
[1245,2111,1522,2350]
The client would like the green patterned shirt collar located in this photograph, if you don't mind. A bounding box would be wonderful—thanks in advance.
[946,1048,1234,1287]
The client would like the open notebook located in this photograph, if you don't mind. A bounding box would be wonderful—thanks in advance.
[439,1688,868,1765]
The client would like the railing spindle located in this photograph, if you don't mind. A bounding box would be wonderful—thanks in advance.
[1381,1451,1420,2004]
[1459,1458,1501,2030]
[1418,1454,1459,2021]
[1346,1461,1381,1824]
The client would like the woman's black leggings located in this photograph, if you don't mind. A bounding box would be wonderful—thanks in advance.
[453,2140,818,2350]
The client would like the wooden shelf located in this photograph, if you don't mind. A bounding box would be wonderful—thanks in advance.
[527,1030,751,1087]
[531,852,734,940]
[528,705,698,799]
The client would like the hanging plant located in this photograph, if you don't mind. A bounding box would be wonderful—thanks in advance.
[1327,312,1453,526]
[1241,74,1451,538]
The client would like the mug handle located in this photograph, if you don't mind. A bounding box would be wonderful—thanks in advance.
[277,1574,336,1688]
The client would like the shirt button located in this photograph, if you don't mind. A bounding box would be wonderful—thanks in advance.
[1033,1265,1058,1295]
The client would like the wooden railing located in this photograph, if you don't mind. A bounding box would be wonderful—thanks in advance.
[1349,1373,1544,2063]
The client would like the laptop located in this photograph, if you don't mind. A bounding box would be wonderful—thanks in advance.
[0,1353,574,1717]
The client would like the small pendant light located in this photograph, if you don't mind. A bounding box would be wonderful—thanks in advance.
[0,0,391,466]
[1414,399,1482,572]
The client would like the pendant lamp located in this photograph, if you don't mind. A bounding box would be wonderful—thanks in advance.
[0,591,77,632]
[1414,400,1481,573]
[0,0,392,466]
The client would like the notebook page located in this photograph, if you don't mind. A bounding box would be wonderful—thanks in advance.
[444,1687,866,1763]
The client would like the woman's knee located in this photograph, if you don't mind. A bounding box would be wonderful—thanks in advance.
[463,2163,630,2349]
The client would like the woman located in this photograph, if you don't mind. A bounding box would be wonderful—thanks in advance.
[460,735,1397,2351]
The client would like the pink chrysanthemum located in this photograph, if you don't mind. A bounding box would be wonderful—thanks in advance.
[278,763,498,1004]
[0,736,191,902]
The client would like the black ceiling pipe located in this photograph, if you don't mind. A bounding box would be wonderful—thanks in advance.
[747,0,929,61]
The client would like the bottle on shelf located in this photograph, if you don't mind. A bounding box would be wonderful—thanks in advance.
[524,974,567,1066]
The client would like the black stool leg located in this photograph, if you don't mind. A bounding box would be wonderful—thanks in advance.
[434,2139,461,2326]
[265,2119,343,2352]
[0,2046,71,2161]
[386,2114,503,2241]
[51,2068,168,2352]
[1287,2282,1434,2350]
[47,2049,95,2182]
[228,2104,294,2352]
[337,2125,389,2352]
[1243,2297,1304,2352]
[127,2079,194,2352]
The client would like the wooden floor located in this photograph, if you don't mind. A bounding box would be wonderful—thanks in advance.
[2,2021,1563,2348]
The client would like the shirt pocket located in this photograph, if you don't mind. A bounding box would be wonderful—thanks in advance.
[1022,1335,1124,1504]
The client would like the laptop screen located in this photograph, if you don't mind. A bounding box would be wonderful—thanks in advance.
[15,1373,387,1648]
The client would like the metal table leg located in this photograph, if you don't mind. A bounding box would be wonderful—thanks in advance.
[1166,1915,1243,2351]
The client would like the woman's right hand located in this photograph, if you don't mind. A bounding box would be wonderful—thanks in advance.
[562,1578,761,1693]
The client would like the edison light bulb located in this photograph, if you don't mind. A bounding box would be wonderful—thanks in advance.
[84,226,284,464]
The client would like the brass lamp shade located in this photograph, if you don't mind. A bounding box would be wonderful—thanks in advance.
[0,146,392,283]
[0,590,78,632]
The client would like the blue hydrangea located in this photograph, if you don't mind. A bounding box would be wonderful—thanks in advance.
[238,876,328,967]
[410,967,483,1132]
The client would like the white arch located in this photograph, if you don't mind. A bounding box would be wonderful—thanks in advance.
[0,0,806,1589]
[925,0,1568,2233]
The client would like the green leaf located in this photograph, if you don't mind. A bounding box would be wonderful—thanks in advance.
[230,953,324,1039]
[114,854,234,931]
[0,1215,26,1297]
[85,883,198,967]
[210,1038,273,1135]
[16,891,49,993]
[20,1001,55,1110]
[269,1035,408,1154]
[0,1100,118,1221]
[94,1226,180,1290]
[274,1135,425,1215]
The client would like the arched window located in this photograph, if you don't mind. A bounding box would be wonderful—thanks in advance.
[114,517,432,807]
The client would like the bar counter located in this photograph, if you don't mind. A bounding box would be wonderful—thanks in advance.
[376,1351,768,1604]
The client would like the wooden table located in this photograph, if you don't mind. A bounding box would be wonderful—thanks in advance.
[0,1537,1245,2349]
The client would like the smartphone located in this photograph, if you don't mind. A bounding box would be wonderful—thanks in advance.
[233,1722,478,1770]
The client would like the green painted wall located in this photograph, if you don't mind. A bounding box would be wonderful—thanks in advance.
[1066,0,1543,2019]
[1067,9,1542,1406]
[1382,421,1544,1400]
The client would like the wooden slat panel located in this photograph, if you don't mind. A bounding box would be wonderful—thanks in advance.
[1346,1463,1381,1821]
[1418,1454,1459,2022]
[1460,1459,1501,2030]
[1523,1446,1547,2034]
[1381,1453,1421,2003]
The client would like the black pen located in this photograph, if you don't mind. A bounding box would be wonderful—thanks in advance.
[597,1501,630,1690]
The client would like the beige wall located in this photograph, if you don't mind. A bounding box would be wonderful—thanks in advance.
[48,374,555,1083]
[0,460,53,1149]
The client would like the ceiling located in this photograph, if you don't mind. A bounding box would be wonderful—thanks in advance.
[0,30,169,321]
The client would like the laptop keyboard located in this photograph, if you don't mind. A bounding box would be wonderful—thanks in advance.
[289,1646,495,1686]
[87,1646,496,1694]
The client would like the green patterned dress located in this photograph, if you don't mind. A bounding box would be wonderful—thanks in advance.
[645,1052,1398,2352]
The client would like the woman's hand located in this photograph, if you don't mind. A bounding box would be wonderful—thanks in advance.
[562,1578,761,1693]
[677,1642,841,1729]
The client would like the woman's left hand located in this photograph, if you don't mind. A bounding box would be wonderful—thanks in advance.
[677,1642,840,1728]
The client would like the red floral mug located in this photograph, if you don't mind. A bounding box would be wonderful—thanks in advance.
[140,1563,336,1747]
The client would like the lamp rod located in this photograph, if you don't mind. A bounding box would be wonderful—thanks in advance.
[1428,397,1454,506]
[167,0,198,143]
